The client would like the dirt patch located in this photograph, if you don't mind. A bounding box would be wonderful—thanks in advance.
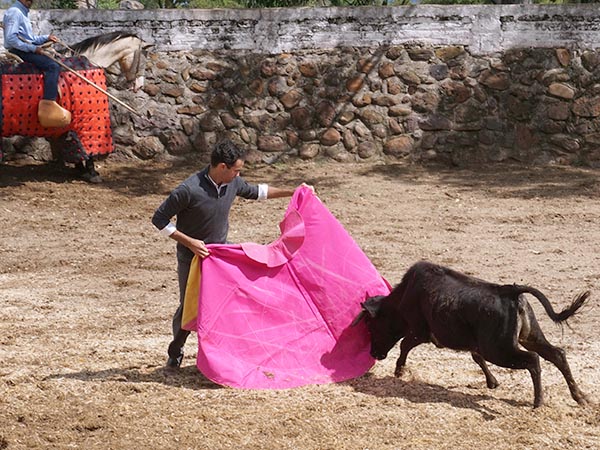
[1,158,599,449]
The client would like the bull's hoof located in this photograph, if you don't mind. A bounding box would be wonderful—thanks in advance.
[486,378,500,389]
[575,394,591,406]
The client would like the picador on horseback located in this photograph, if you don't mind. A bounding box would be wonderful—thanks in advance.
[1,0,152,183]
[3,0,71,127]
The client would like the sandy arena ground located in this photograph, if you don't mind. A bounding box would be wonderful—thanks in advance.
[1,157,599,449]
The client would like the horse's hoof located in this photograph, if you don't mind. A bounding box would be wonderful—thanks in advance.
[81,172,103,184]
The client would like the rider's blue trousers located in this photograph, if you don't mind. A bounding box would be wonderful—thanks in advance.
[10,49,60,101]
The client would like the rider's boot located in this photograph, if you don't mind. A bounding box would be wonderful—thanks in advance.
[38,100,71,128]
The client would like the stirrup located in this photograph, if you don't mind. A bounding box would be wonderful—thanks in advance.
[38,100,71,128]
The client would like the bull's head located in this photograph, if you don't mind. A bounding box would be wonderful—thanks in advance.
[351,295,385,325]
[352,295,404,361]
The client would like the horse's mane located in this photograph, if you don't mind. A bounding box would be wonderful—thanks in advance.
[70,31,139,54]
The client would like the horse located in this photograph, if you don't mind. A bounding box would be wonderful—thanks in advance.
[67,31,152,93]
[0,31,153,183]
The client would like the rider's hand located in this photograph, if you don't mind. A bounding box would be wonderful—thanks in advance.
[47,35,59,43]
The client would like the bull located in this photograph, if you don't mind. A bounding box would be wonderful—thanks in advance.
[352,260,590,408]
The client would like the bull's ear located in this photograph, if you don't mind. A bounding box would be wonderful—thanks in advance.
[362,295,385,317]
[351,295,386,327]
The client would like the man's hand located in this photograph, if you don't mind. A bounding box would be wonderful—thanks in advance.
[35,35,58,54]
[301,182,316,194]
[169,230,211,258]
[188,238,210,259]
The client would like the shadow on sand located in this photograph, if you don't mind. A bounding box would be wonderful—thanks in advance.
[2,158,599,201]
[358,162,600,200]
[345,373,529,419]
[42,364,223,390]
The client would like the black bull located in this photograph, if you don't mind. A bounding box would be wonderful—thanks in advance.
[352,260,590,408]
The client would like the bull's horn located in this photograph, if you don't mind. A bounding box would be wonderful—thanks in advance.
[350,309,367,327]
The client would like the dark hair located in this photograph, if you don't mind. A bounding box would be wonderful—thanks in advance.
[210,140,247,167]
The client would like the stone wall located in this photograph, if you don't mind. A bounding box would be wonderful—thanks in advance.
[3,5,600,166]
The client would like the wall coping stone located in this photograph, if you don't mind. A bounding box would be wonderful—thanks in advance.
[0,5,599,56]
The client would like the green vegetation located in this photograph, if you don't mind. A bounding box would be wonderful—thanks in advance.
[34,0,77,8]
[188,0,243,7]
[148,0,600,6]
[97,0,121,8]
[14,0,600,10]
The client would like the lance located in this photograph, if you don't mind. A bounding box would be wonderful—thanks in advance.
[40,49,141,116]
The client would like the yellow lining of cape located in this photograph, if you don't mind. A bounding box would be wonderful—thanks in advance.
[182,255,201,331]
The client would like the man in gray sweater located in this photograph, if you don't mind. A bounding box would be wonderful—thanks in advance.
[152,139,307,368]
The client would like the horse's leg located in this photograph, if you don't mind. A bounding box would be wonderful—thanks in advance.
[49,138,66,169]
[58,131,102,183]
[82,156,102,184]
[75,155,102,184]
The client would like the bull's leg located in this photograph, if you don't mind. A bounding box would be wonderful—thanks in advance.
[394,333,427,377]
[521,331,589,406]
[471,352,499,389]
[526,354,544,408]
[480,341,544,407]
[496,350,544,408]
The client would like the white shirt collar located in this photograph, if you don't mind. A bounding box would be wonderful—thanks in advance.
[205,172,228,193]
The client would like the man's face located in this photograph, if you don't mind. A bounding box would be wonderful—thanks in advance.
[220,159,244,184]
[20,0,34,8]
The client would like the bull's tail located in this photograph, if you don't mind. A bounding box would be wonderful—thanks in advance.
[515,286,590,323]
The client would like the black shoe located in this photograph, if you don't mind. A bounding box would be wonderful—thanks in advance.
[166,352,183,368]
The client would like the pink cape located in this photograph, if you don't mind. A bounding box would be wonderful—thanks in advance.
[193,186,391,389]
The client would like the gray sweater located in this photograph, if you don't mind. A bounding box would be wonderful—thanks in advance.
[152,166,259,262]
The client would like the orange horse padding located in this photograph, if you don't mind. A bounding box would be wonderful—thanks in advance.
[1,56,114,156]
